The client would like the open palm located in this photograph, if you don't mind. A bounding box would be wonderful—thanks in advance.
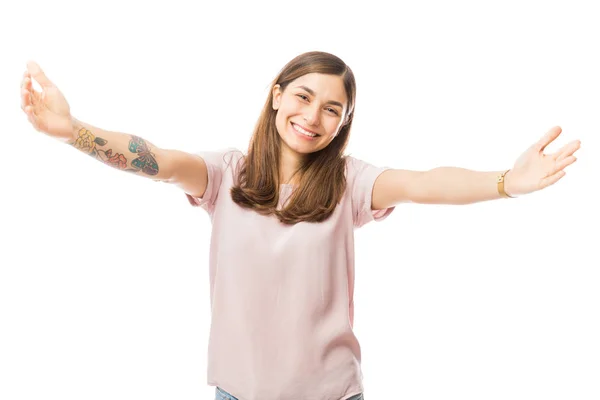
[21,61,74,141]
[506,126,580,196]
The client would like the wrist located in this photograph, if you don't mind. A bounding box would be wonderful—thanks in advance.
[498,169,516,198]
[505,170,514,197]
[69,116,81,145]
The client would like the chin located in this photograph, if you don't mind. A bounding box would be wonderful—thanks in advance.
[282,138,319,155]
[281,134,324,155]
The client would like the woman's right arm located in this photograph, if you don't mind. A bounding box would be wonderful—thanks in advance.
[20,61,208,199]
[68,118,209,198]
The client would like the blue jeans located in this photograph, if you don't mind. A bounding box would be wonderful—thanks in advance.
[216,386,364,400]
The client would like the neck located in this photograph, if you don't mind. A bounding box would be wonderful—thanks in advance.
[279,143,304,185]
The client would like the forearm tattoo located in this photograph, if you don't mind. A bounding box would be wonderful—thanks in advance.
[71,128,159,176]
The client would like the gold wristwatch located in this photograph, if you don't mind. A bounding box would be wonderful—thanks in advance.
[497,169,514,198]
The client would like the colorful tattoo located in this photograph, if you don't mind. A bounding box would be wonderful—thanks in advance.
[71,128,159,176]
[128,135,159,176]
[72,127,106,154]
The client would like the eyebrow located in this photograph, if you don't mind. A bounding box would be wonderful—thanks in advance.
[294,85,345,109]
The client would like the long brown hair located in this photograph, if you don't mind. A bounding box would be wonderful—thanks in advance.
[230,51,356,225]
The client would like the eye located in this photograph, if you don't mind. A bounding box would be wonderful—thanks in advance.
[326,108,339,116]
[296,94,309,101]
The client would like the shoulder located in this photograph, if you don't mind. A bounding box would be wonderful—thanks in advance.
[343,155,382,181]
[343,154,392,198]
[199,147,244,169]
[344,155,365,171]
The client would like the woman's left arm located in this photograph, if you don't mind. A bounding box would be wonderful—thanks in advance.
[372,126,581,209]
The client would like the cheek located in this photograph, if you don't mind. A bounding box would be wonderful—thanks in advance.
[275,110,288,131]
[276,103,299,126]
[281,101,301,117]
[326,119,343,136]
[275,113,291,139]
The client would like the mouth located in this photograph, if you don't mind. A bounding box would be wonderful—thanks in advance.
[291,122,321,138]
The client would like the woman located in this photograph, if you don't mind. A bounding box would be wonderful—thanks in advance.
[20,51,580,400]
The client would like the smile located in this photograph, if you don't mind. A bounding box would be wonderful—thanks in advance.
[291,122,320,138]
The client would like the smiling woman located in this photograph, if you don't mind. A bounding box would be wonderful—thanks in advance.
[230,52,359,225]
[20,49,580,400]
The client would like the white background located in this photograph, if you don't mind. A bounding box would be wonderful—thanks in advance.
[1,1,598,399]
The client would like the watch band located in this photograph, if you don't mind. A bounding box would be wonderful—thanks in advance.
[497,169,514,198]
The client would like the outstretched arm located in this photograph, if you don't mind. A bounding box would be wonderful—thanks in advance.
[372,126,581,209]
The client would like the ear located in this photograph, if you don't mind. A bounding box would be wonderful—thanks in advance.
[272,84,282,110]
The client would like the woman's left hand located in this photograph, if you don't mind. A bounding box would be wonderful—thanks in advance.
[505,126,581,196]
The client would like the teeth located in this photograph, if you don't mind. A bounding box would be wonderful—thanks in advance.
[293,123,317,137]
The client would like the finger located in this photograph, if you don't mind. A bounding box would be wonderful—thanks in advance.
[24,76,32,92]
[24,105,33,122]
[21,71,29,88]
[26,60,53,89]
[535,126,562,152]
[21,84,35,110]
[24,106,40,131]
[21,88,29,110]
[24,81,42,108]
[21,87,36,113]
[552,155,577,174]
[539,170,566,189]
[554,140,581,161]
[20,77,32,100]
[27,106,47,132]
[31,89,42,105]
[20,75,35,108]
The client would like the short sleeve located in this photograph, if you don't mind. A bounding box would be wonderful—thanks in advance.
[185,148,240,214]
[347,156,395,228]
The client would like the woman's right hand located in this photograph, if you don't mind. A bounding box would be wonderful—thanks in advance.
[20,61,75,142]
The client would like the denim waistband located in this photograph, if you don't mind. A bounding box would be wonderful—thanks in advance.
[216,386,364,400]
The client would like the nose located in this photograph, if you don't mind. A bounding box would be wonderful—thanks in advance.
[303,104,320,127]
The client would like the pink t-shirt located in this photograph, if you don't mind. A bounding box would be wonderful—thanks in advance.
[185,149,394,400]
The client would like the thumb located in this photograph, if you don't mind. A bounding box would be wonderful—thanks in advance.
[26,60,54,88]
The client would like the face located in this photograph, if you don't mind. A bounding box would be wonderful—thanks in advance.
[272,73,348,157]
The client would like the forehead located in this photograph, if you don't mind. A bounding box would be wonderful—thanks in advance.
[289,73,347,106]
